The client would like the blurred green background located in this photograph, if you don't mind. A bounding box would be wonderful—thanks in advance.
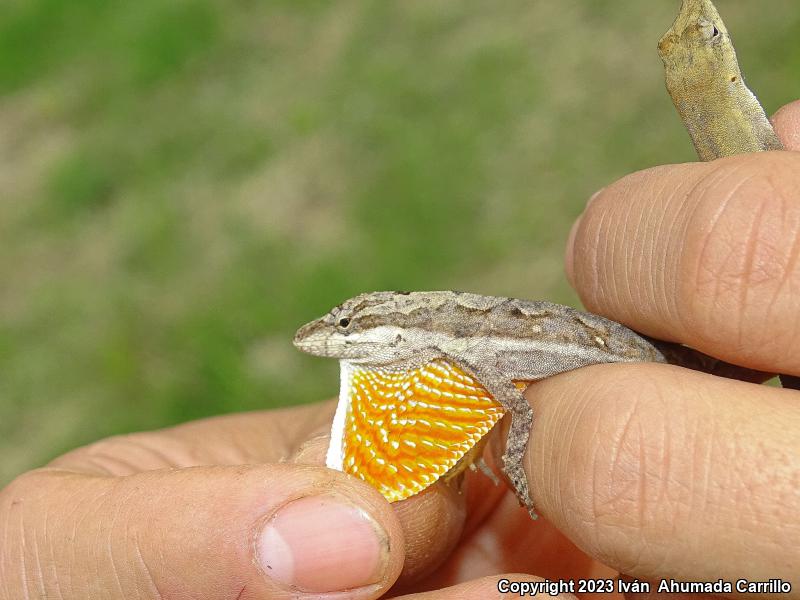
[1,0,797,484]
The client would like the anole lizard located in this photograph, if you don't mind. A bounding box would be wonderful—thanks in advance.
[294,291,767,518]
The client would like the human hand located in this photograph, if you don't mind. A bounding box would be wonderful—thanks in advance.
[535,99,800,593]
[0,397,595,599]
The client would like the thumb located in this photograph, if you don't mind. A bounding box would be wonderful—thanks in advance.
[0,464,405,600]
[287,427,496,588]
[772,98,800,150]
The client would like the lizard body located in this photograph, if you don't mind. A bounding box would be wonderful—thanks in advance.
[294,291,669,518]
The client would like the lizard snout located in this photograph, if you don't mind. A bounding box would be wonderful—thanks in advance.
[293,319,320,350]
[293,318,338,357]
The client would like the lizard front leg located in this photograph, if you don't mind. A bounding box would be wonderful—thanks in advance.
[446,355,536,519]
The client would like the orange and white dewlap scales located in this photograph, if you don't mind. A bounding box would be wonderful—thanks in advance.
[327,359,525,502]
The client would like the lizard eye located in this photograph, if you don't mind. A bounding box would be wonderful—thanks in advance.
[338,317,351,328]
[697,20,720,41]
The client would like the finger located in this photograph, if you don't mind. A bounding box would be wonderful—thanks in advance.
[393,574,578,599]
[164,400,338,463]
[565,151,800,373]
[0,464,404,600]
[288,430,508,587]
[525,363,800,589]
[50,400,338,474]
[772,99,800,150]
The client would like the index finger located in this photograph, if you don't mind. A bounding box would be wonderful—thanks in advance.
[50,400,338,474]
[566,102,800,374]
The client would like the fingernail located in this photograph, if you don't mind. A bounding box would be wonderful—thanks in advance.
[564,214,582,286]
[257,495,388,593]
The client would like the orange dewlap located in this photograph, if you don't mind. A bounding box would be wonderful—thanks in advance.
[338,358,529,502]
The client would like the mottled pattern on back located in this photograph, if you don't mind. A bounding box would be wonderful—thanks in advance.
[334,291,663,365]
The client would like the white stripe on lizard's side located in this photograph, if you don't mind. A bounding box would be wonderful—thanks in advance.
[325,360,351,470]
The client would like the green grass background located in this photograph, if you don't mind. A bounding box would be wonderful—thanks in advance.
[1,0,797,484]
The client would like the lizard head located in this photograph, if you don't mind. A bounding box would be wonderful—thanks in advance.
[657,0,740,82]
[293,291,441,365]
